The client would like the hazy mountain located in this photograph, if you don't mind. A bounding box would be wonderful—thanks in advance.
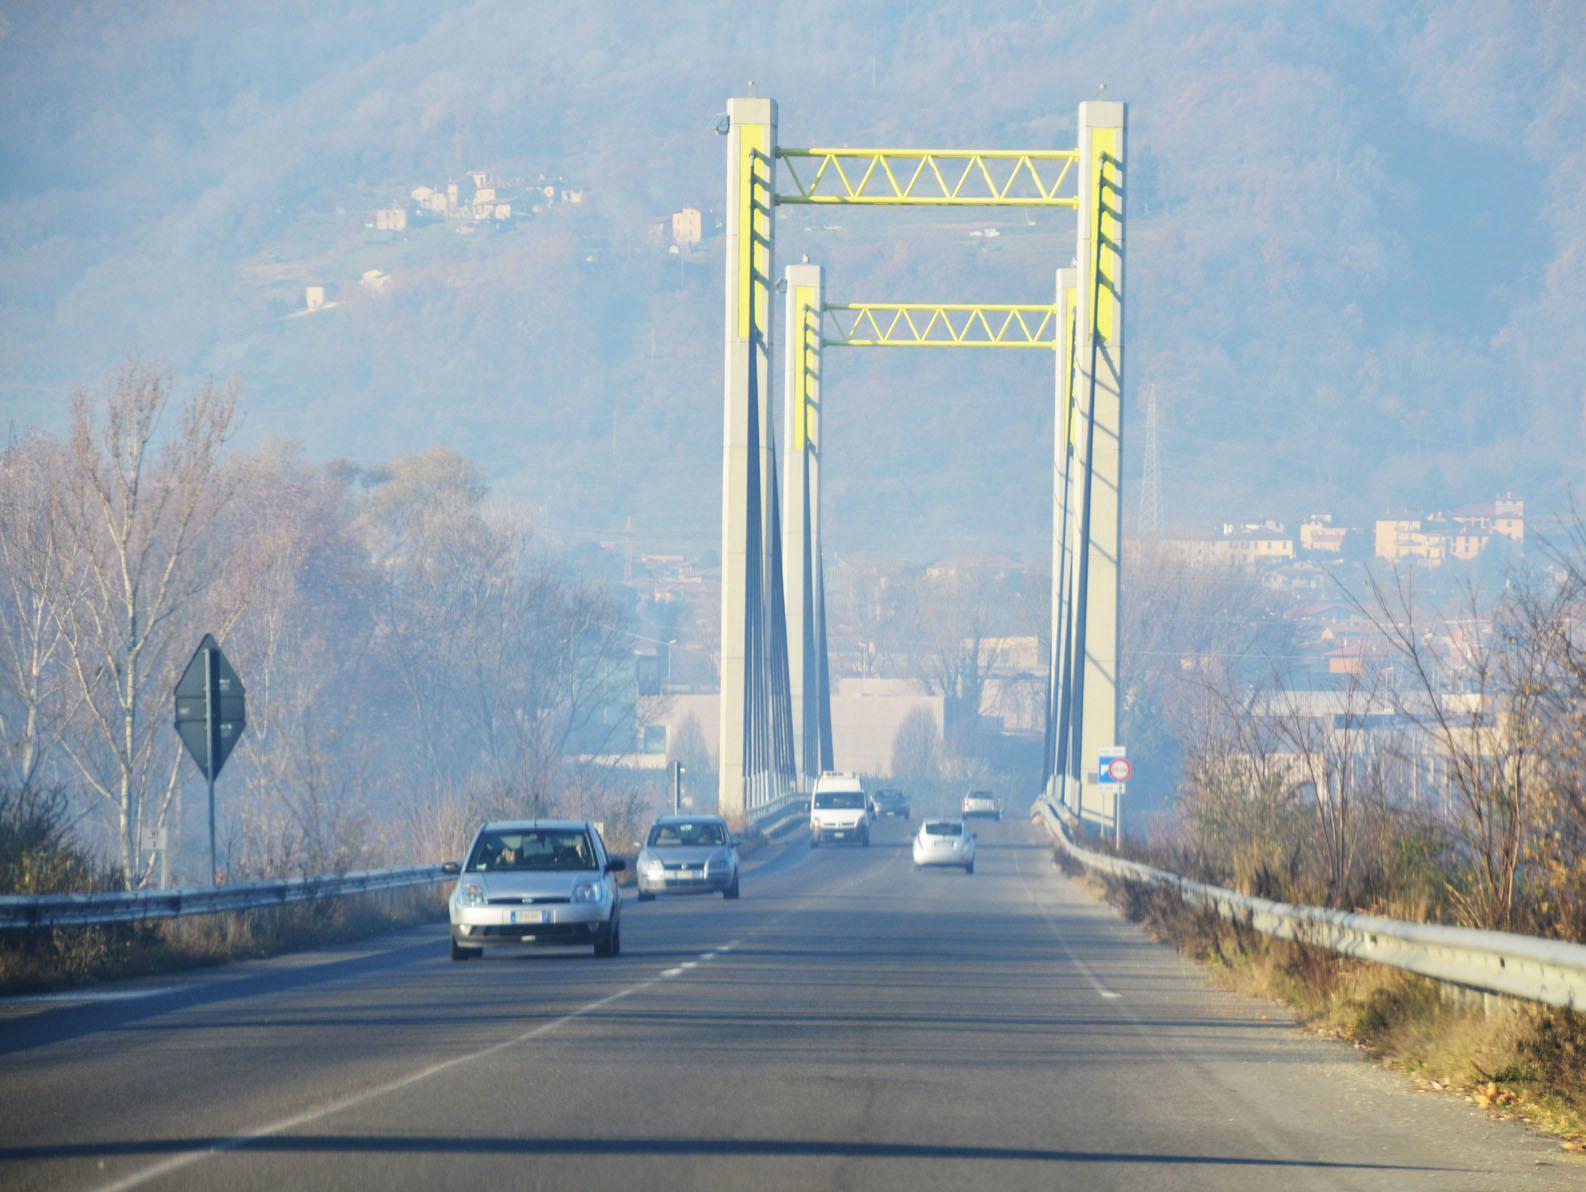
[2,1,1582,560]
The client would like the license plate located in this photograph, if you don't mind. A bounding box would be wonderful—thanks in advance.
[510,909,546,924]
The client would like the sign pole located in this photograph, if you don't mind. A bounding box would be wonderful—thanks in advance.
[175,633,245,888]
[205,643,218,884]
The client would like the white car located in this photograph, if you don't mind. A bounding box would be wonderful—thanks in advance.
[961,789,1002,820]
[446,820,626,961]
[913,818,975,873]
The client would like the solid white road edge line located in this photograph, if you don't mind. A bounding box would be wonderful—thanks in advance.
[1014,847,1124,1000]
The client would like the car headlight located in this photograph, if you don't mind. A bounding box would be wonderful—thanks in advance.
[571,881,602,903]
[641,857,664,875]
[456,882,486,908]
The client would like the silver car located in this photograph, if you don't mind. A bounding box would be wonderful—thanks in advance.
[913,818,976,873]
[446,820,626,961]
[961,789,1002,820]
[636,815,740,900]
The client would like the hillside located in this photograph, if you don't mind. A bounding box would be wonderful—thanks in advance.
[1,1,1583,560]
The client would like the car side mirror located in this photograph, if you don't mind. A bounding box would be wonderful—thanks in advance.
[440,861,461,876]
[607,857,627,873]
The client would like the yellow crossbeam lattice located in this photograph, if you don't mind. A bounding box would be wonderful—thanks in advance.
[777,149,1078,206]
[822,303,1059,349]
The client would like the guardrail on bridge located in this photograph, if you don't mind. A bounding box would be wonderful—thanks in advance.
[1033,800,1586,1012]
[0,865,451,932]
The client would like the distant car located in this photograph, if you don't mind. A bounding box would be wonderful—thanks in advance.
[961,790,1002,820]
[635,814,740,901]
[810,772,870,846]
[869,787,911,819]
[446,820,625,961]
[913,818,976,873]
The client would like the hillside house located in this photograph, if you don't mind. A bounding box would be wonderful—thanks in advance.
[671,207,702,246]
[1299,514,1348,553]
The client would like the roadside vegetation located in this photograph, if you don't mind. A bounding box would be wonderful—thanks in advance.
[1078,534,1586,1146]
[1078,864,1585,1146]
[0,781,447,996]
[0,362,680,990]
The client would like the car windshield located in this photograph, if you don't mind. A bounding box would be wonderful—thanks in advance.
[648,821,727,848]
[967,791,993,800]
[468,828,597,872]
[875,790,903,802]
[814,791,865,809]
[925,822,963,837]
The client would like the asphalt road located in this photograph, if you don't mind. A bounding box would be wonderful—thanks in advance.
[1,813,1580,1191]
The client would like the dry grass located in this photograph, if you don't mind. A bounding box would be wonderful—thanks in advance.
[0,884,447,997]
[1084,865,1586,1145]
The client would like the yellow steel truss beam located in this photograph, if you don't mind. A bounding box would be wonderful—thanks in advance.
[822,303,1058,349]
[777,149,1078,206]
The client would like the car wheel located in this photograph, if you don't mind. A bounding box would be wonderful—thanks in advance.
[861,832,870,848]
[724,873,740,900]
[965,860,975,874]
[594,917,619,957]
[450,937,481,962]
[637,890,655,902]
[810,837,819,848]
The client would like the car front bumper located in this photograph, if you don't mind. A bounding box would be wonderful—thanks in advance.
[638,869,733,895]
[451,900,611,947]
[811,822,867,842]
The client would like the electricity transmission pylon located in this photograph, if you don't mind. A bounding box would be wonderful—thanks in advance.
[1138,382,1161,537]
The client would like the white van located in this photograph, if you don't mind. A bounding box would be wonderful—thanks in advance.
[810,772,870,847]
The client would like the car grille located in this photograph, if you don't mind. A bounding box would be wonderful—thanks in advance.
[487,895,571,905]
[473,924,594,940]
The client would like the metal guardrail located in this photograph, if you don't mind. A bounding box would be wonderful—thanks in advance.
[1034,800,1586,1012]
[746,789,808,834]
[0,865,451,931]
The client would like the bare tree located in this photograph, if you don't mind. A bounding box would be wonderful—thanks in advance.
[1353,568,1556,930]
[356,450,637,817]
[0,434,80,789]
[667,712,713,781]
[1269,663,1389,906]
[889,708,941,781]
[1514,524,1586,940]
[223,445,383,877]
[50,362,239,885]
[899,561,1037,756]
[1176,665,1307,895]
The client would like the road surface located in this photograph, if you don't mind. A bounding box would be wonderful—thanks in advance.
[1,814,1578,1190]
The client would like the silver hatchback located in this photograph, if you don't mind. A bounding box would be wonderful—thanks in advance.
[636,815,740,900]
[446,820,625,961]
